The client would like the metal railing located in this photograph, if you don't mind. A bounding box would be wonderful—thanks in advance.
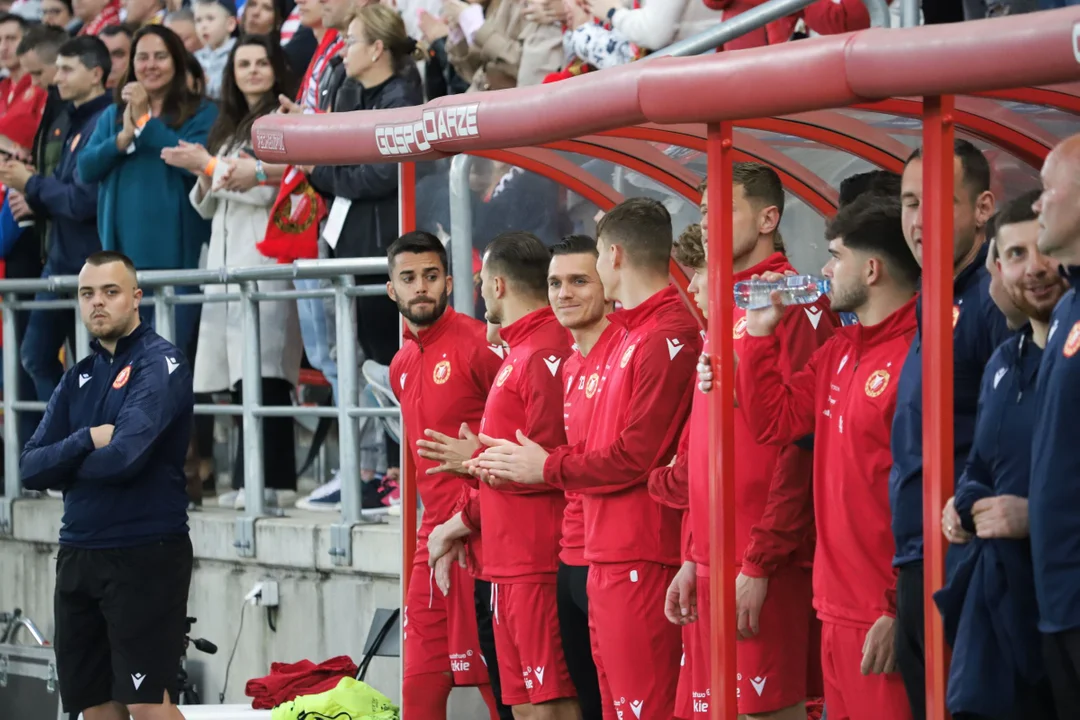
[0,257,399,566]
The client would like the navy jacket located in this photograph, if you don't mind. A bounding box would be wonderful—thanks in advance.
[23,93,111,274]
[890,244,1011,567]
[1031,266,1080,634]
[20,324,194,548]
[934,330,1045,718]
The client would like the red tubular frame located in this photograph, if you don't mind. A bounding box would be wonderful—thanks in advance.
[706,123,738,720]
[921,96,955,720]
[399,162,417,597]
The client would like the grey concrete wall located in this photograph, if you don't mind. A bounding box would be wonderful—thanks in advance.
[0,499,486,717]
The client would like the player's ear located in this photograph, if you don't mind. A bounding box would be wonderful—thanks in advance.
[133,287,142,308]
[386,280,397,302]
[445,274,454,296]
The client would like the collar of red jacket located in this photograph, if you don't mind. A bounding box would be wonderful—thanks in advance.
[733,251,792,284]
[839,294,918,349]
[499,305,557,347]
[608,284,680,329]
[403,304,458,345]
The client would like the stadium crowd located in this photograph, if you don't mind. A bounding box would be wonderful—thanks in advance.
[1,0,1079,717]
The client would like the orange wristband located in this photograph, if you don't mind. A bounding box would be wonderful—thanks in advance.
[204,157,218,177]
[135,113,151,129]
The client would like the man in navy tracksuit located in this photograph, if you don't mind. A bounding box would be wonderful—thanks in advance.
[20,251,194,720]
[935,190,1062,720]
[0,35,112,402]
[1030,133,1080,719]
[890,140,1011,719]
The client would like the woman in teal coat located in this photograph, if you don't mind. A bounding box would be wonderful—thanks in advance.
[79,24,218,352]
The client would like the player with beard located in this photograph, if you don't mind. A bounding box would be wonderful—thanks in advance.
[385,231,509,720]
[934,190,1063,720]
[21,251,195,720]
[549,235,622,720]
[724,195,920,720]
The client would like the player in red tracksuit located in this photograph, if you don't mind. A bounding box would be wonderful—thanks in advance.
[385,232,507,720]
[476,199,702,720]
[721,195,921,720]
[429,232,580,716]
[549,235,624,720]
[671,169,833,719]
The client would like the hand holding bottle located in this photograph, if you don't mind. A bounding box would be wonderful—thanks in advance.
[744,271,793,338]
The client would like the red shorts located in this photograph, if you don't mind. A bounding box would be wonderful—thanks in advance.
[685,565,816,716]
[403,560,489,686]
[492,582,577,706]
[820,620,912,720]
[674,624,693,720]
[588,561,682,720]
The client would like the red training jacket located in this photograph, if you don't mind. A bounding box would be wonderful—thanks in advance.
[472,306,571,583]
[560,322,625,567]
[735,296,918,628]
[545,285,702,567]
[689,253,835,578]
[390,306,504,566]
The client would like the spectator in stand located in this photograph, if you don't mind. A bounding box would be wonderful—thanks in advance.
[185,48,206,94]
[582,0,719,55]
[99,24,131,88]
[280,0,315,70]
[193,0,238,99]
[241,0,283,40]
[2,36,112,404]
[702,0,884,50]
[76,0,121,35]
[0,13,43,152]
[936,190,1062,720]
[1030,133,1080,720]
[121,0,165,28]
[518,0,562,85]
[165,7,202,53]
[42,0,78,30]
[891,141,1009,720]
[162,34,301,510]
[445,0,525,92]
[78,24,217,354]
[416,8,467,97]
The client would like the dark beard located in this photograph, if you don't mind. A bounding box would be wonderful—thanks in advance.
[828,282,868,315]
[398,291,448,327]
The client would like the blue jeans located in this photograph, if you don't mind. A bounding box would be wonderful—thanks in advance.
[20,270,77,402]
[295,279,338,402]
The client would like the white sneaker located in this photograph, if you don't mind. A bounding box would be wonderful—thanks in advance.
[295,473,342,512]
[224,488,298,510]
[46,489,63,499]
[218,489,241,508]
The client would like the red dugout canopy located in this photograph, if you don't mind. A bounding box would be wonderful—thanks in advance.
[255,9,1080,720]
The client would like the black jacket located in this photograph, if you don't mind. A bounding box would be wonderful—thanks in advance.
[308,61,423,262]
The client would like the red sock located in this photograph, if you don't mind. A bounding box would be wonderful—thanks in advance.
[478,682,501,720]
[402,671,453,720]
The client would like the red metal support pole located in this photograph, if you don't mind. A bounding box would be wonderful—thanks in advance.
[921,96,955,720]
[399,161,418,597]
[706,123,737,720]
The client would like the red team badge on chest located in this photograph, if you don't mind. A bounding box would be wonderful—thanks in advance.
[620,344,636,369]
[433,359,452,384]
[112,365,132,389]
[496,364,514,387]
[585,373,600,398]
[864,369,890,398]
[1064,321,1080,358]
[733,316,748,339]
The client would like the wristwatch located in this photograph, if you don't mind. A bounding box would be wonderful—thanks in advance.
[255,159,268,185]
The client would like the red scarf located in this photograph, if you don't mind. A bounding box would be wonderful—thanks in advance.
[79,0,121,36]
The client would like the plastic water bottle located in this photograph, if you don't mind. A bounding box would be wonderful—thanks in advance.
[733,275,831,311]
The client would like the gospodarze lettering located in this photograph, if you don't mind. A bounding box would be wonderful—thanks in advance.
[255,129,286,154]
[376,104,480,156]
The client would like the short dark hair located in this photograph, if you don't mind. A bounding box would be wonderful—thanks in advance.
[839,170,901,208]
[16,24,67,60]
[550,234,598,258]
[702,164,787,253]
[826,195,920,289]
[484,231,550,300]
[58,35,112,87]
[85,251,138,283]
[387,230,448,274]
[0,12,28,31]
[907,139,991,199]
[993,189,1041,256]
[673,224,704,270]
[100,24,133,40]
[596,197,672,272]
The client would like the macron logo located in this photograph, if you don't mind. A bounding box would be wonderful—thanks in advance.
[629,700,643,718]
[544,356,561,376]
[667,338,684,360]
[994,367,1007,389]
[79,373,91,388]
[132,673,146,690]
[400,373,407,390]
[804,306,822,329]
[165,357,179,375]
[534,666,545,686]
[489,344,506,359]
[750,676,767,696]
